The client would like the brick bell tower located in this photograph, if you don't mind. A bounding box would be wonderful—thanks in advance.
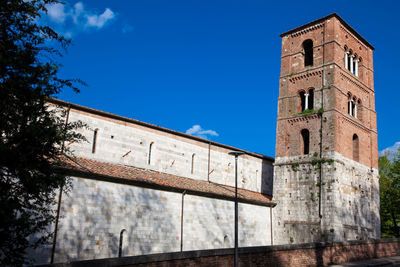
[272,13,380,245]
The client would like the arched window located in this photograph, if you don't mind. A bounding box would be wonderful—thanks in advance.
[300,91,306,111]
[301,129,310,155]
[92,128,98,154]
[148,142,154,165]
[352,97,357,117]
[347,93,352,116]
[352,134,359,162]
[303,39,313,67]
[347,50,353,72]
[224,235,230,247]
[344,45,349,69]
[351,53,358,76]
[191,153,195,174]
[308,89,314,110]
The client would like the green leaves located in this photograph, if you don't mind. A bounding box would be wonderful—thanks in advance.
[0,1,84,265]
[379,148,400,238]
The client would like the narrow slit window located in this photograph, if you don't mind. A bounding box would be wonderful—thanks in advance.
[191,153,195,174]
[303,39,313,67]
[308,89,314,110]
[92,128,98,154]
[301,129,310,155]
[148,142,153,165]
[353,134,359,162]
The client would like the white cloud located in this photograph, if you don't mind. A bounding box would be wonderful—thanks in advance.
[71,2,84,24]
[46,3,67,23]
[45,2,116,35]
[379,141,400,158]
[186,125,219,140]
[85,8,115,29]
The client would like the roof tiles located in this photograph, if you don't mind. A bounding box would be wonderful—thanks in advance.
[60,156,275,207]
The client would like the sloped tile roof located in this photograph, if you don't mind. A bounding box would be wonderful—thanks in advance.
[60,156,275,207]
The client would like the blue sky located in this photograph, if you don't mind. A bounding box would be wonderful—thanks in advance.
[47,0,399,157]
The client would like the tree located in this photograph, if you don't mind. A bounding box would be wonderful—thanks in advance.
[379,148,400,238]
[0,1,84,265]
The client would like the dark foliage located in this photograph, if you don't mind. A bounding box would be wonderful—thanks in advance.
[0,0,85,265]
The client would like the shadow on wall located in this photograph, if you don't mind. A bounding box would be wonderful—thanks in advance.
[52,178,178,263]
[314,164,381,265]
[261,159,274,196]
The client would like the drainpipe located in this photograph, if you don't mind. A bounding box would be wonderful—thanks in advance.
[270,207,273,245]
[50,105,71,263]
[319,22,326,220]
[61,105,71,152]
[180,190,186,251]
[207,142,211,182]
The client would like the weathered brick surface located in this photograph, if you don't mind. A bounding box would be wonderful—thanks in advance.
[37,239,400,267]
[276,14,377,167]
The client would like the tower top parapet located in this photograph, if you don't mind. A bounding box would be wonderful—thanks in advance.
[280,13,374,50]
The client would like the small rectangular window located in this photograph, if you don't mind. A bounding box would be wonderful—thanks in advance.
[92,129,98,154]
[148,142,153,165]
[191,154,195,174]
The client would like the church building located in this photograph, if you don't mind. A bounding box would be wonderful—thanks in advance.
[32,13,380,264]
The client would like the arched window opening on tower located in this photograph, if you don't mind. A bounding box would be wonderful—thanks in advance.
[344,47,359,77]
[300,89,314,112]
[347,93,353,116]
[148,142,154,165]
[301,129,310,155]
[352,134,359,162]
[348,94,361,120]
[348,93,353,116]
[92,128,98,154]
[300,91,306,111]
[303,39,313,67]
[308,89,314,110]
[191,153,195,174]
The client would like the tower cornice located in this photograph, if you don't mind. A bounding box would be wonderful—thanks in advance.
[279,13,375,50]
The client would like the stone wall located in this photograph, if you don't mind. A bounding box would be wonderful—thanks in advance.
[273,152,379,245]
[63,105,273,195]
[32,176,272,264]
